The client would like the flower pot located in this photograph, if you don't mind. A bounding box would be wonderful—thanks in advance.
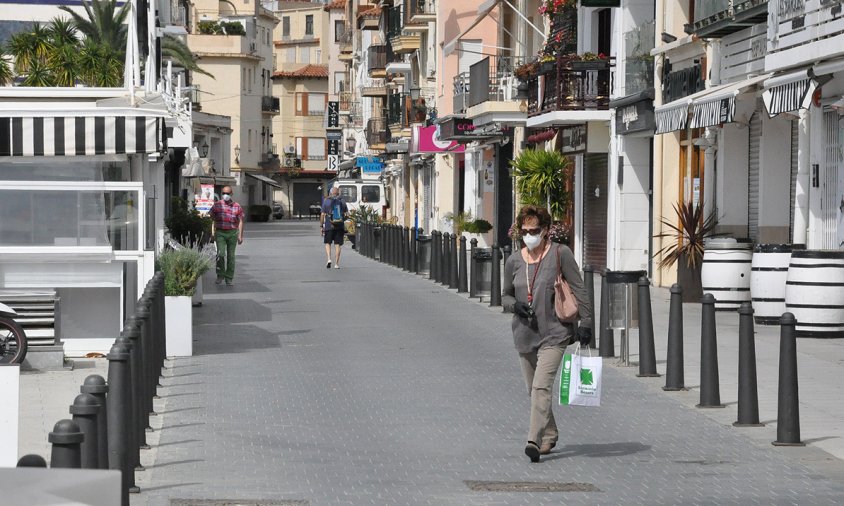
[677,253,703,303]
[165,296,193,357]
[570,60,608,71]
[539,61,556,75]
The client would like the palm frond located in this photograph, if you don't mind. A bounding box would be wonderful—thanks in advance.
[653,200,722,270]
[161,35,214,78]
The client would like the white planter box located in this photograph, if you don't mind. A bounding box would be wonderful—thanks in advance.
[191,277,203,306]
[165,296,193,357]
[0,365,20,467]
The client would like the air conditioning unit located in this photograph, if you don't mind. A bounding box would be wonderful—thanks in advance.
[249,42,257,53]
[283,157,294,168]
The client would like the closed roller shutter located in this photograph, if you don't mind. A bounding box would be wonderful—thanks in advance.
[790,119,798,238]
[583,154,609,271]
[748,105,762,242]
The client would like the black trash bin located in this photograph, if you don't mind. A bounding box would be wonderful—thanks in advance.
[472,247,493,298]
[416,234,431,275]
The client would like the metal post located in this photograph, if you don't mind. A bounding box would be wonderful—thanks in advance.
[411,227,418,273]
[490,244,502,307]
[49,419,84,468]
[106,343,134,503]
[469,238,478,298]
[773,312,804,446]
[735,302,763,427]
[583,266,596,348]
[637,276,660,377]
[81,374,109,469]
[663,284,685,391]
[449,234,458,289]
[599,270,615,358]
[431,231,439,281]
[697,293,725,408]
[17,454,47,467]
[458,236,468,293]
[70,393,101,469]
[114,333,142,475]
[441,233,451,285]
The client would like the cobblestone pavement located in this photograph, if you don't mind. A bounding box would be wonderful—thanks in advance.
[127,221,844,505]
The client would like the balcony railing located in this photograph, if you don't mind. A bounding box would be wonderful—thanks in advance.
[467,56,524,108]
[387,93,410,128]
[168,0,188,28]
[527,58,614,117]
[366,117,388,146]
[190,85,201,111]
[624,20,655,96]
[368,45,387,74]
[339,91,352,112]
[386,5,403,39]
[409,0,436,21]
[453,72,470,114]
[261,95,280,113]
[692,0,767,37]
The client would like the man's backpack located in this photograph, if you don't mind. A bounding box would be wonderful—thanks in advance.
[330,198,345,225]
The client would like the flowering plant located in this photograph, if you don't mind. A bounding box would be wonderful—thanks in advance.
[580,52,609,61]
[539,0,576,16]
[548,221,572,244]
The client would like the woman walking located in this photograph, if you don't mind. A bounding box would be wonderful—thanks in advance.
[502,205,593,462]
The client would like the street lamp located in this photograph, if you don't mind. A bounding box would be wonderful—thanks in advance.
[346,135,357,153]
[234,145,240,165]
[409,86,421,100]
[200,140,209,157]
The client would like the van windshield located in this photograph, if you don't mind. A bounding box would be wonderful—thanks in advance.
[339,185,358,203]
[361,185,380,203]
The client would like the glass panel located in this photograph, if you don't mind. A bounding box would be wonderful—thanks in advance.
[361,185,380,203]
[624,20,655,96]
[0,189,138,250]
[339,185,358,203]
[0,159,130,182]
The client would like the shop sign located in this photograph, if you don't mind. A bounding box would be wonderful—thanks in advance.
[662,61,705,104]
[356,156,384,175]
[327,138,339,156]
[560,125,587,154]
[438,117,476,141]
[413,125,464,153]
[615,100,655,135]
[327,101,339,128]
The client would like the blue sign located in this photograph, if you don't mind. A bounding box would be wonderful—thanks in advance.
[356,156,384,174]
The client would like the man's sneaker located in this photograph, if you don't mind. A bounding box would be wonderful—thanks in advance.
[326,261,332,269]
[334,264,340,269]
[225,280,233,286]
[215,276,224,285]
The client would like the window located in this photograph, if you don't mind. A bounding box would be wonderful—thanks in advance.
[308,93,327,116]
[248,129,253,152]
[361,185,381,203]
[295,137,327,160]
[335,20,345,42]
[286,47,295,63]
[315,49,322,63]
[339,185,358,203]
[334,72,346,93]
[282,17,290,38]
[242,68,246,91]
[299,47,310,64]
[305,15,314,36]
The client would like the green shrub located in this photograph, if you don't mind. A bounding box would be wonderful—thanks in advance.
[166,197,212,246]
[464,219,493,234]
[198,20,221,34]
[157,246,213,296]
[220,21,246,35]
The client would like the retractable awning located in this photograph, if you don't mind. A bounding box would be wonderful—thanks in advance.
[246,173,282,188]
[762,70,815,117]
[442,0,545,57]
[654,101,690,134]
[689,73,770,128]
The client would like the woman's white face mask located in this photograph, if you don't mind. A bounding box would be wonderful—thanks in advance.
[523,232,543,251]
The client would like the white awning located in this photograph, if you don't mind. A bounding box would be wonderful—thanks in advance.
[762,70,815,117]
[689,73,771,128]
[654,101,690,134]
[246,173,281,188]
[442,0,545,57]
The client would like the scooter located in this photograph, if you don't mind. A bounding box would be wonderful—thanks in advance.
[0,302,27,365]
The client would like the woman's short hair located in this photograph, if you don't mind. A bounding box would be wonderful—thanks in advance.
[516,205,552,230]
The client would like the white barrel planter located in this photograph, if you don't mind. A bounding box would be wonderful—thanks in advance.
[750,244,804,325]
[701,239,752,311]
[785,250,844,338]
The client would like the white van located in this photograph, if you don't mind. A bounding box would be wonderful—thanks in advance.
[331,178,386,214]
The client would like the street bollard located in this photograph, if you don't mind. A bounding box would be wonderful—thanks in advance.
[734,302,763,427]
[490,244,502,307]
[583,266,596,348]
[469,238,478,298]
[70,393,102,469]
[697,294,725,408]
[114,335,143,474]
[386,225,392,265]
[773,312,804,446]
[395,225,401,267]
[442,233,451,285]
[431,231,440,281]
[107,343,136,500]
[380,224,386,263]
[151,275,166,377]
[17,454,47,467]
[449,234,458,289]
[599,270,615,358]
[49,419,84,469]
[663,284,686,391]
[410,227,418,273]
[458,236,468,293]
[637,276,660,377]
[81,374,109,469]
[405,227,412,271]
[397,226,404,269]
[136,303,158,419]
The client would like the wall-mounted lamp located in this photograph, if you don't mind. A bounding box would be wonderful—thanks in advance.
[661,32,677,44]
[409,87,421,100]
[200,141,209,158]
[234,145,240,164]
[346,135,357,153]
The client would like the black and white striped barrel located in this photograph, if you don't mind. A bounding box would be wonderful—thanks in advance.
[701,240,752,311]
[785,250,844,338]
[750,244,804,325]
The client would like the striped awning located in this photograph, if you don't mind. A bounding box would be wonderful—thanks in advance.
[0,115,162,157]
[689,74,770,129]
[762,70,815,117]
[654,101,690,134]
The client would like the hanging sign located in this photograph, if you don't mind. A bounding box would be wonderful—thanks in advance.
[560,125,587,154]
[195,183,215,215]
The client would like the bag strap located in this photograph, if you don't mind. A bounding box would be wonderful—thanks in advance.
[555,246,564,280]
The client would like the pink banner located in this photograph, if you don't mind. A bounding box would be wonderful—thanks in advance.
[414,125,464,153]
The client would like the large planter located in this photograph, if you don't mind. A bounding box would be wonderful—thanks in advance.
[165,296,193,357]
[676,252,703,303]
[191,277,203,307]
[701,239,752,311]
[750,243,804,325]
[538,61,556,75]
[0,364,19,467]
[785,250,844,338]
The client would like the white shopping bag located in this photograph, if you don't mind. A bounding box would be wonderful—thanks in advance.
[559,344,602,407]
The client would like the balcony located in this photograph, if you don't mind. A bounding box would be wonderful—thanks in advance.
[390,33,421,54]
[463,56,527,127]
[339,91,352,113]
[692,0,767,38]
[526,57,614,126]
[261,95,280,114]
[623,20,655,97]
[453,72,470,114]
[366,117,388,148]
[362,79,388,97]
[408,0,436,25]
[368,45,387,77]
[187,33,257,60]
[387,93,409,129]
[339,31,353,60]
[190,85,201,111]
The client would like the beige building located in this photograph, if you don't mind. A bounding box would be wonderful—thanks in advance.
[187,0,280,208]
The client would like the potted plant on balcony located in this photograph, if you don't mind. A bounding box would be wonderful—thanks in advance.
[571,52,610,71]
[510,148,572,220]
[537,54,557,76]
[514,61,538,81]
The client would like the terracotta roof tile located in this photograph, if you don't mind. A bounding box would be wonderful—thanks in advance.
[357,5,381,19]
[323,0,346,10]
[272,64,329,79]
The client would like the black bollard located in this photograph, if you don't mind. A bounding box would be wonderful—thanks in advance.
[405,227,412,271]
[442,233,451,285]
[490,244,502,307]
[81,374,109,469]
[114,335,143,479]
[410,227,418,273]
[583,266,597,348]
[458,236,468,293]
[431,231,439,281]
[107,343,136,501]
[773,312,804,446]
[637,276,660,377]
[599,270,615,358]
[136,303,158,418]
[70,393,102,469]
[48,419,84,468]
[469,238,478,298]
[734,302,763,427]
[17,454,47,467]
[663,284,686,391]
[449,234,458,289]
[697,294,725,408]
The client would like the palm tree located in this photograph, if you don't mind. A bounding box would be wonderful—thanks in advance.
[162,34,213,77]
[510,149,572,220]
[59,0,129,49]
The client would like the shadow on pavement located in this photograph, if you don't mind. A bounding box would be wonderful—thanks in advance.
[549,442,651,460]
[194,298,273,324]
[195,322,283,355]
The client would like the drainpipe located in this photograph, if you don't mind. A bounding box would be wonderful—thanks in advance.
[792,108,810,245]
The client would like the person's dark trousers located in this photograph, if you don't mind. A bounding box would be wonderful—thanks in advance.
[215,229,238,281]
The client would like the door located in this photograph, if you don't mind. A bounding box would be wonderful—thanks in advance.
[747,106,762,242]
[292,182,323,218]
[822,110,842,248]
[583,153,609,270]
[495,138,514,247]
[790,119,798,238]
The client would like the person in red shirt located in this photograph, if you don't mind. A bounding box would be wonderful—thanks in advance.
[209,186,244,286]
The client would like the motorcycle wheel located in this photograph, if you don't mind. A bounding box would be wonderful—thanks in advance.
[0,317,27,365]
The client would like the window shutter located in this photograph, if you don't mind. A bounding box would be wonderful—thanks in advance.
[302,138,309,160]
